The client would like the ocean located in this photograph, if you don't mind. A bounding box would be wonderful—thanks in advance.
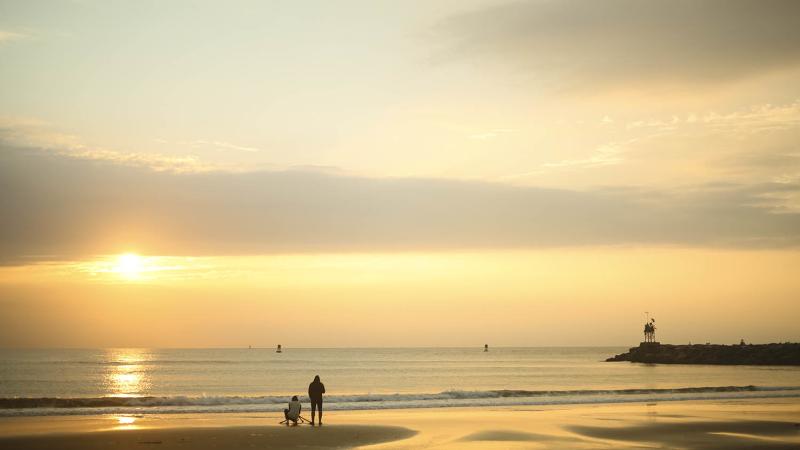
[1,347,798,417]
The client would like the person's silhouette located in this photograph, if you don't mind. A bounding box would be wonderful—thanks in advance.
[283,395,301,425]
[308,375,326,425]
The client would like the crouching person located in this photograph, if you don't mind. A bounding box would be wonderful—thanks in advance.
[284,395,302,425]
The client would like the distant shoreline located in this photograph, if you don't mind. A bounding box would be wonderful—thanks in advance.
[606,342,800,365]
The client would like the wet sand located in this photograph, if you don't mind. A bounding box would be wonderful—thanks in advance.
[0,424,415,450]
[1,398,798,449]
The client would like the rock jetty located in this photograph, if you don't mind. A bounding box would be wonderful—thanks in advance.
[606,342,800,365]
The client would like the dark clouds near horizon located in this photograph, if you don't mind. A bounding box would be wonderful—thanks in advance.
[440,0,800,87]
[1,146,799,265]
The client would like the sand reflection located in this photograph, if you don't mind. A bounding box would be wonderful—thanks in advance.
[112,415,140,430]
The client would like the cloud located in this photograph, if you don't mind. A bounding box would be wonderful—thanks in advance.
[439,0,800,89]
[626,103,800,180]
[624,102,800,136]
[192,140,261,153]
[0,118,215,173]
[1,144,799,265]
[541,142,626,169]
[469,129,514,140]
[508,101,800,186]
[0,30,27,45]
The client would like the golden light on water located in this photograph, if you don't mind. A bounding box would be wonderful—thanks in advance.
[111,372,142,393]
[104,349,151,397]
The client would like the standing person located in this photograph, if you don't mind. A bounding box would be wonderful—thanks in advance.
[308,375,326,425]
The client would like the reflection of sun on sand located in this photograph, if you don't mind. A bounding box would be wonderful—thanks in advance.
[1,399,799,449]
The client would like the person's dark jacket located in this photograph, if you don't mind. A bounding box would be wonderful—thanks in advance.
[308,377,325,401]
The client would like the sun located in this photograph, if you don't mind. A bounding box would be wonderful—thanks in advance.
[115,253,144,278]
[76,253,182,281]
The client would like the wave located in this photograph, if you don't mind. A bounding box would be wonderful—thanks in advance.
[2,385,798,410]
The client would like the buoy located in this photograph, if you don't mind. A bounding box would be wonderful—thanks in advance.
[276,344,282,353]
[484,344,489,352]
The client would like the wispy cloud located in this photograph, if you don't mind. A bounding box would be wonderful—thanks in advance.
[0,30,27,45]
[193,140,261,153]
[497,101,800,185]
[468,129,514,140]
[1,120,334,175]
[0,118,215,173]
[624,101,800,137]
[753,188,800,214]
[542,143,625,169]
[615,102,800,183]
[440,0,800,89]
[154,138,262,153]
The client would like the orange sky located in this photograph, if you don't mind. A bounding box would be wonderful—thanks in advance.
[1,0,799,347]
[1,249,798,347]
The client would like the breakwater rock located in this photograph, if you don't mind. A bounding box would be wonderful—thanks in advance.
[606,342,800,365]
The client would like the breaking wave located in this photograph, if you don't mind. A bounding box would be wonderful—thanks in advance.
[1,385,799,416]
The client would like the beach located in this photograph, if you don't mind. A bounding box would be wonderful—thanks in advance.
[2,347,800,448]
[1,398,799,449]
[2,348,799,448]
[3,0,800,447]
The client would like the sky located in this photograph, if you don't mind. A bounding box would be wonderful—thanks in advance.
[1,0,799,347]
